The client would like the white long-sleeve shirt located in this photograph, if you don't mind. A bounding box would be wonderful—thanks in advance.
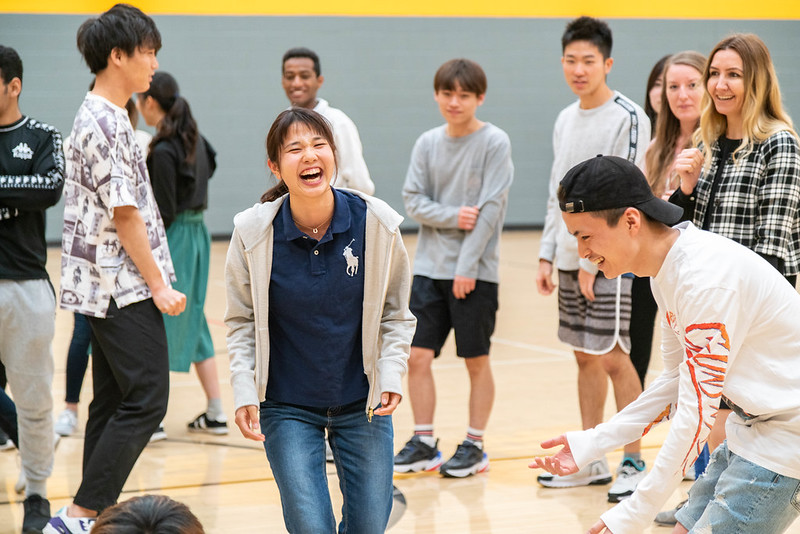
[566,222,800,534]
[539,92,650,273]
[314,98,375,195]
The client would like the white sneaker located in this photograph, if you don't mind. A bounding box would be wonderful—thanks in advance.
[15,466,26,494]
[607,458,647,502]
[0,427,14,451]
[43,506,96,533]
[149,422,167,443]
[537,458,612,488]
[325,439,334,462]
[55,409,79,436]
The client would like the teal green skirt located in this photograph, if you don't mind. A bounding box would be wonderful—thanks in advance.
[163,211,215,372]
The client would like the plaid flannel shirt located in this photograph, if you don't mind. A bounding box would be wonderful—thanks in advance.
[693,130,800,276]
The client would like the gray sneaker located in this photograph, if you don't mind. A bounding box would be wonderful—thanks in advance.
[393,435,443,473]
[654,499,687,526]
[537,458,612,488]
[439,441,489,478]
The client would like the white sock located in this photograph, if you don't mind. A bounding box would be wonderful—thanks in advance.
[206,398,226,422]
[465,427,485,449]
[414,425,436,448]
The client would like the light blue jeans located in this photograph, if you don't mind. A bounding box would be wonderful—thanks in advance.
[260,399,394,533]
[676,441,800,533]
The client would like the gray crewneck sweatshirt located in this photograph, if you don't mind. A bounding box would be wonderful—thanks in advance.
[539,91,650,273]
[403,122,514,283]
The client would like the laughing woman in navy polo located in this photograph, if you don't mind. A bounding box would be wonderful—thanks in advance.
[225,108,416,532]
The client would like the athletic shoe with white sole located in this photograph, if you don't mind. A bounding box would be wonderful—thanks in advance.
[654,498,687,526]
[54,409,79,437]
[187,413,228,435]
[393,435,443,473]
[607,458,647,502]
[0,427,14,451]
[440,441,489,478]
[15,467,26,494]
[387,485,407,529]
[149,422,167,443]
[42,506,95,533]
[22,494,51,533]
[537,458,613,488]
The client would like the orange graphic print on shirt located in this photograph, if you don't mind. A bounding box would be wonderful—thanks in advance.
[643,404,674,437]
[681,321,729,472]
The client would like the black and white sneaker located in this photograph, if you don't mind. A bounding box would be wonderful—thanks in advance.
[607,458,647,503]
[187,413,228,435]
[439,440,489,478]
[22,494,51,533]
[393,435,443,473]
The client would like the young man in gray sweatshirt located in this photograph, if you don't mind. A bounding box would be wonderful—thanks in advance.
[395,58,513,478]
[534,16,651,502]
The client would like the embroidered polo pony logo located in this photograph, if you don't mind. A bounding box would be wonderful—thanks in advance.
[343,239,359,277]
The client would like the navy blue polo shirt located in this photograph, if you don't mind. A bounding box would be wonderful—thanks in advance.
[266,188,369,408]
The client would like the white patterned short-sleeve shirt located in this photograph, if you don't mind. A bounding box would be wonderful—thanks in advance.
[60,93,175,318]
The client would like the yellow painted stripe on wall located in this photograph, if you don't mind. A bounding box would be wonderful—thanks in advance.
[1,0,799,19]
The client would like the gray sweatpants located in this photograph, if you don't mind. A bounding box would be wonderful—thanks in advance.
[0,279,55,498]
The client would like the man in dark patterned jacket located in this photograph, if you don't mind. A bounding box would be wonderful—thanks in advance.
[0,44,64,533]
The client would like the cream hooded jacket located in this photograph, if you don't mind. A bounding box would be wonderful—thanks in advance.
[225,190,415,416]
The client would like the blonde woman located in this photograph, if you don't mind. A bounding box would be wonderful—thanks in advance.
[673,34,800,284]
[670,33,800,534]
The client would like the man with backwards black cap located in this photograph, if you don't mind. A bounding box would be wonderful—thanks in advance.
[530,155,800,534]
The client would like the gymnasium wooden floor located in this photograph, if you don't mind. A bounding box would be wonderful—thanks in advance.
[1,230,798,533]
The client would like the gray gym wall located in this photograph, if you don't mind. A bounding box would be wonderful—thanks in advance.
[1,15,798,242]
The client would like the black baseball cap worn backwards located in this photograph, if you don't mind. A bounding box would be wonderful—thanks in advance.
[558,155,684,226]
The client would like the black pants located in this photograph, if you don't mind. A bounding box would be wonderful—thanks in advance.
[77,298,169,512]
[629,276,658,388]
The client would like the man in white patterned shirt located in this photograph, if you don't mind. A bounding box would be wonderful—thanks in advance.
[47,5,185,533]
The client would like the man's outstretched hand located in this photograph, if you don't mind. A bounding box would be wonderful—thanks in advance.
[528,434,579,476]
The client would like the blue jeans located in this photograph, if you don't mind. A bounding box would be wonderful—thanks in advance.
[65,312,91,404]
[676,441,800,533]
[260,399,394,533]
[694,443,710,479]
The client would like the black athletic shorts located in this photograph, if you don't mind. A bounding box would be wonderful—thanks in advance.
[409,275,498,358]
